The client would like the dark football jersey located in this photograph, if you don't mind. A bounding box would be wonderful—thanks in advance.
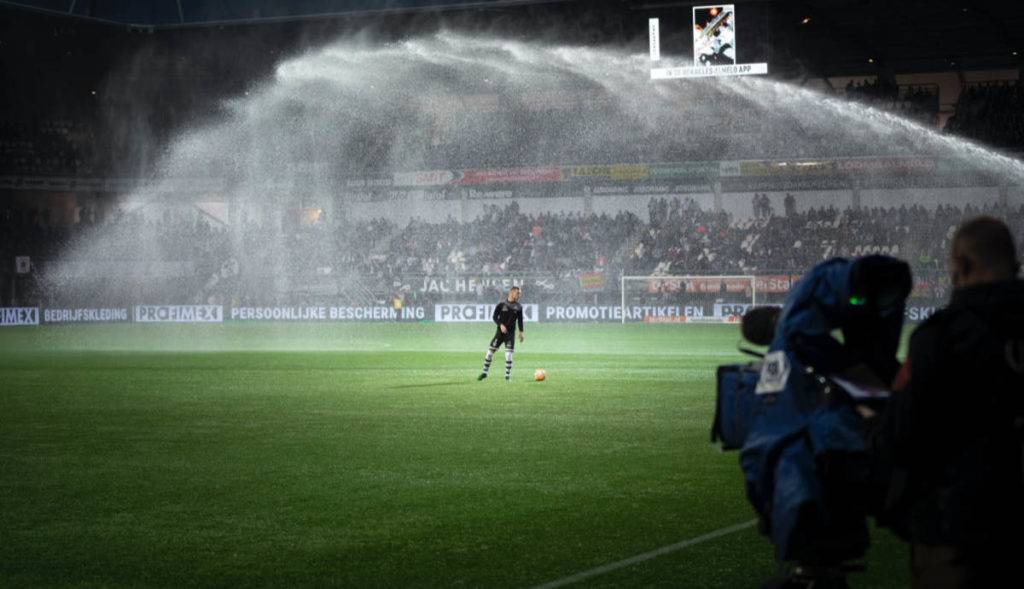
[493,300,524,333]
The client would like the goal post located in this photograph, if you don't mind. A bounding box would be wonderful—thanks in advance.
[619,275,757,324]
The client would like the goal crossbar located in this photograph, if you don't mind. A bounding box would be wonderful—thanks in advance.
[619,275,757,324]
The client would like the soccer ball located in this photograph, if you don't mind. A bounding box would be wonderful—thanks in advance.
[534,368,546,381]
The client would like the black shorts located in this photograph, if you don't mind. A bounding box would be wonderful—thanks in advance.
[489,328,515,351]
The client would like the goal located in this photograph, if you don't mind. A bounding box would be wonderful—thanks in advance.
[619,275,756,324]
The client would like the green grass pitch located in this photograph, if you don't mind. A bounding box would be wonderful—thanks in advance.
[0,323,908,587]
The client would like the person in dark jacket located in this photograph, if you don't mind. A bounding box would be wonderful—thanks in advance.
[875,216,1024,588]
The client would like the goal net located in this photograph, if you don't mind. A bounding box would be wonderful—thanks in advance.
[619,275,756,324]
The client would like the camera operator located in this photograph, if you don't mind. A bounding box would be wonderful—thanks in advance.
[875,216,1024,588]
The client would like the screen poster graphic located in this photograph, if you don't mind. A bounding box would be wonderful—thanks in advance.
[693,5,736,66]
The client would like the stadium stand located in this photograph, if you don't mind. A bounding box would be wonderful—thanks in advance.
[945,80,1024,149]
[5,196,1021,308]
[844,79,940,126]
[1,6,1021,310]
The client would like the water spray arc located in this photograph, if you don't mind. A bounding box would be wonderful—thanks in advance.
[46,31,1024,307]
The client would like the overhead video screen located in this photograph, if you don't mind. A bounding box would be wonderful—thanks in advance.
[648,3,769,79]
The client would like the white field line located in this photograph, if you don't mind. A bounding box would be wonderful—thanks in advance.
[529,519,758,589]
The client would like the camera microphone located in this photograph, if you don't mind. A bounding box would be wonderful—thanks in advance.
[741,306,781,347]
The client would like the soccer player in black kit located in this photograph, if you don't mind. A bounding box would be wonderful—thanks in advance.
[478,286,525,382]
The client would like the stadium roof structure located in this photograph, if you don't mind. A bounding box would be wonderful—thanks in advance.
[763,0,1024,77]
[2,0,1023,77]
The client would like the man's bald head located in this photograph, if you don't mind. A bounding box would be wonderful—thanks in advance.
[950,216,1021,288]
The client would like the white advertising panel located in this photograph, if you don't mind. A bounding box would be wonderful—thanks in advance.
[43,308,130,323]
[0,307,39,326]
[134,305,224,323]
[229,306,425,321]
[435,303,538,323]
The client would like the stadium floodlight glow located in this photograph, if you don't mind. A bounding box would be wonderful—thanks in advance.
[648,5,768,80]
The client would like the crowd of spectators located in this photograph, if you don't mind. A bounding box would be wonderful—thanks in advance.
[0,117,98,176]
[1,206,229,305]
[4,195,1021,308]
[626,196,1022,291]
[0,72,972,180]
[844,78,939,126]
[382,203,640,280]
[5,72,1021,180]
[945,80,1024,149]
[1,86,942,178]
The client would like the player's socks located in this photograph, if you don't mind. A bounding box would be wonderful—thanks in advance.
[504,350,513,381]
[481,348,496,378]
